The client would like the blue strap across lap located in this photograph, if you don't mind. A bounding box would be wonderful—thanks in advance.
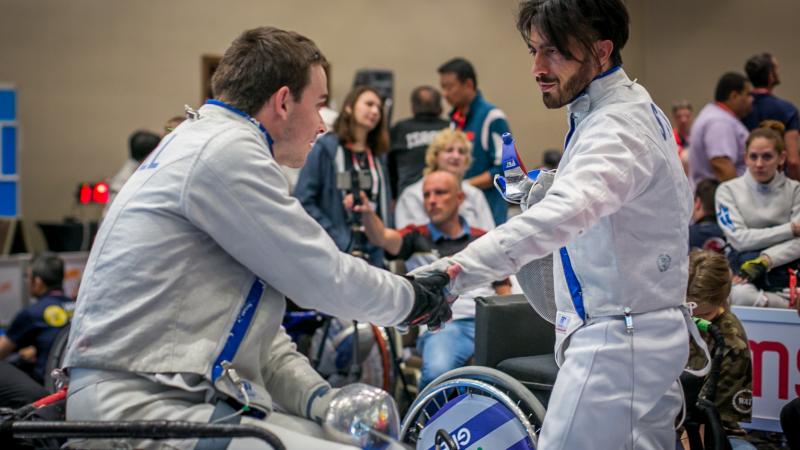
[211,279,265,382]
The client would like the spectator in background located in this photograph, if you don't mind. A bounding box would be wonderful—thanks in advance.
[163,115,185,136]
[715,121,800,309]
[541,148,562,170]
[0,253,73,384]
[743,52,800,180]
[346,170,510,389]
[439,57,511,225]
[103,130,161,217]
[294,86,392,268]
[689,178,726,252]
[672,100,693,174]
[395,129,495,231]
[388,86,448,198]
[689,72,752,188]
[684,250,754,450]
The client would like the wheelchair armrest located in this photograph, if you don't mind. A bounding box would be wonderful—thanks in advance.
[474,294,555,368]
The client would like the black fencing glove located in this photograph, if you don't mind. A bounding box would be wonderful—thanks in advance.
[401,271,453,331]
[740,256,769,282]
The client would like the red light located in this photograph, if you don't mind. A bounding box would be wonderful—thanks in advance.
[92,181,110,204]
[78,183,91,205]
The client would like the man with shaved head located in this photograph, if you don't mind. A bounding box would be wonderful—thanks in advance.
[347,170,511,389]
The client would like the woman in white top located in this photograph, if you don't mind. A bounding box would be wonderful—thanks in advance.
[395,129,495,231]
[715,121,800,308]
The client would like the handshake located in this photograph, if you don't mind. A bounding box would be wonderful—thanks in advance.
[400,263,461,331]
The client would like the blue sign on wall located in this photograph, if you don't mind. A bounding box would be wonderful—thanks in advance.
[0,181,16,216]
[2,126,16,175]
[0,86,18,217]
[0,90,15,121]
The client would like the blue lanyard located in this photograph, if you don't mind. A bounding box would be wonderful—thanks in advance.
[205,99,274,150]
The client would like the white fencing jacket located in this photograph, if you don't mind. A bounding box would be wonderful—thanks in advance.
[445,67,692,358]
[716,170,800,267]
[64,103,414,417]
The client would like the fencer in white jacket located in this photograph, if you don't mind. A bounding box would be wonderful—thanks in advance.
[414,2,701,448]
[715,126,800,308]
[63,27,452,450]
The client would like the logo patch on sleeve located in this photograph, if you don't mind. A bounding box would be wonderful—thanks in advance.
[43,305,69,328]
[732,389,753,414]
[717,205,735,231]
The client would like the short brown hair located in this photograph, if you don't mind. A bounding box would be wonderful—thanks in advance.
[671,100,692,114]
[746,120,786,155]
[333,86,389,155]
[211,26,326,116]
[687,250,732,308]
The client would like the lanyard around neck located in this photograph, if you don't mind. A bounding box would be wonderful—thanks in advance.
[350,146,379,199]
[206,99,274,150]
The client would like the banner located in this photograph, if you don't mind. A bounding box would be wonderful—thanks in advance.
[732,306,800,432]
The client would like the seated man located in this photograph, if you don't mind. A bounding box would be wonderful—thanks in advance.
[62,27,451,450]
[395,129,495,231]
[0,252,73,384]
[347,170,510,389]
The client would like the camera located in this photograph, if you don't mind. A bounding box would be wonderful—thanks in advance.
[336,169,372,193]
[336,169,373,260]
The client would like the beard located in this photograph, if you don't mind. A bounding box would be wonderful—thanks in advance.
[539,61,596,109]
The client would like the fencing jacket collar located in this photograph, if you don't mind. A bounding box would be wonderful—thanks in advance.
[568,66,631,118]
[743,169,786,195]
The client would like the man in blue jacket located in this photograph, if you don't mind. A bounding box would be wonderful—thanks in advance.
[0,253,73,383]
[438,58,511,225]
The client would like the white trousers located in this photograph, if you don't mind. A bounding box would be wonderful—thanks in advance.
[538,307,689,450]
[66,368,357,450]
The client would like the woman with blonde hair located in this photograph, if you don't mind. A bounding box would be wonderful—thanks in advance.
[715,120,800,308]
[395,128,495,231]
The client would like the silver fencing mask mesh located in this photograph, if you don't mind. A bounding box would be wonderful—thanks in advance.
[515,254,558,324]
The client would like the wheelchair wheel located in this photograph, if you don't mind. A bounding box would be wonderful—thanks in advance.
[400,366,545,449]
[309,318,396,392]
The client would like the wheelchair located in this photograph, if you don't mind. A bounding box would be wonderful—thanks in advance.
[1,323,289,450]
[4,297,734,450]
[399,294,737,450]
[399,366,545,449]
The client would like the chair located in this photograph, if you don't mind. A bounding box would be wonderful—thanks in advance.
[474,294,558,406]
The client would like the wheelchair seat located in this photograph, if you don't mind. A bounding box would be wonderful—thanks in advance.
[496,353,559,405]
[474,294,557,406]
